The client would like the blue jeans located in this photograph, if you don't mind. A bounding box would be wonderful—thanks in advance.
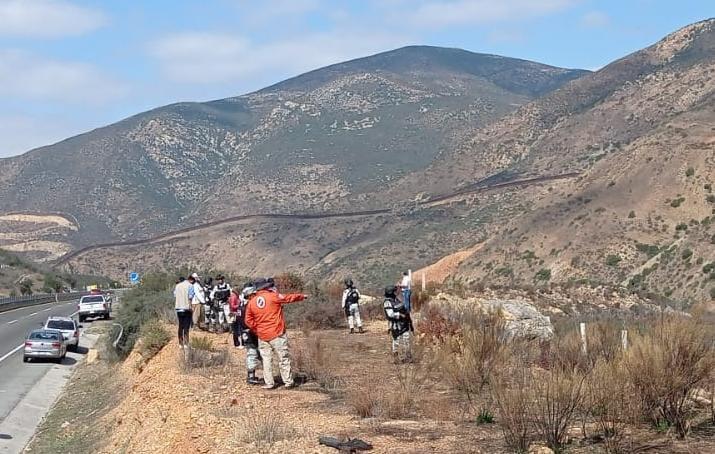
[402,289,412,312]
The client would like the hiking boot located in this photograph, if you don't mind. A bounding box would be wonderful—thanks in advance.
[358,326,364,334]
[350,328,355,334]
[247,371,262,385]
[392,352,400,364]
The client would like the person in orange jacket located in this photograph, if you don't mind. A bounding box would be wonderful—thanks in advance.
[244,277,308,389]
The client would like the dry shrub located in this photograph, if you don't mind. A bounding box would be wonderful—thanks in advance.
[492,367,533,453]
[348,363,431,420]
[410,289,430,312]
[530,367,588,451]
[381,365,424,419]
[417,302,460,343]
[273,272,305,293]
[137,319,170,360]
[292,333,344,393]
[181,337,228,370]
[348,384,383,418]
[360,300,385,322]
[548,320,624,373]
[441,308,510,411]
[239,412,297,453]
[586,358,635,453]
[284,283,344,329]
[623,317,715,437]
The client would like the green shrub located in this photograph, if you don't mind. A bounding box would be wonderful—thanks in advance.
[675,223,688,231]
[670,197,685,208]
[606,255,622,267]
[138,320,171,360]
[535,268,551,282]
[628,211,636,218]
[710,287,715,299]
[685,167,695,177]
[636,243,661,257]
[681,249,693,260]
[109,274,175,358]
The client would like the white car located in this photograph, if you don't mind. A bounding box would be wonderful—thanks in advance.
[44,316,80,351]
[78,294,111,322]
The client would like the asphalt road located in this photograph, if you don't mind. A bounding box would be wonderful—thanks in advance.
[0,300,82,422]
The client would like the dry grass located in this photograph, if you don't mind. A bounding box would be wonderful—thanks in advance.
[586,358,635,453]
[530,367,588,451]
[292,333,344,394]
[180,337,229,371]
[623,317,715,437]
[238,412,298,453]
[437,307,510,413]
[492,367,533,453]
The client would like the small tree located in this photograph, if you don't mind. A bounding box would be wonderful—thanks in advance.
[19,278,33,295]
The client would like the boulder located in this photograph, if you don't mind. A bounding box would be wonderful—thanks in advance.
[482,299,554,340]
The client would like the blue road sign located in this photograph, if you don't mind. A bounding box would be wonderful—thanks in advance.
[129,272,140,283]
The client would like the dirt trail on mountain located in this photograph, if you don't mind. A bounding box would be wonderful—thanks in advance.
[415,242,485,284]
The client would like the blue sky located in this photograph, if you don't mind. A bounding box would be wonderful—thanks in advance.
[0,0,712,157]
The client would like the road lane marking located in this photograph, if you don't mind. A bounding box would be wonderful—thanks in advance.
[7,319,18,325]
[29,312,38,316]
[44,308,52,312]
[0,344,23,364]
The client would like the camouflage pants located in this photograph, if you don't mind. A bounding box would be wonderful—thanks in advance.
[391,330,411,356]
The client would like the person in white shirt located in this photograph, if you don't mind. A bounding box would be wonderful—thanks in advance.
[190,272,206,327]
[341,278,363,334]
[399,271,412,312]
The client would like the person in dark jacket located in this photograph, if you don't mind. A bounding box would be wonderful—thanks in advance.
[383,285,413,363]
[239,284,262,385]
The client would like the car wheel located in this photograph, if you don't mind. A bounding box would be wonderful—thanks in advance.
[104,314,110,320]
[79,316,85,323]
[23,356,29,363]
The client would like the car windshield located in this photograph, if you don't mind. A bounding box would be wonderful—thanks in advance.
[47,320,75,330]
[29,331,60,340]
[82,296,104,303]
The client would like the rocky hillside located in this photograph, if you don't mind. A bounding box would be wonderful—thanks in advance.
[443,19,715,305]
[0,46,586,254]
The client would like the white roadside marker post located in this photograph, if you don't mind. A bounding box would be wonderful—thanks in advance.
[580,322,588,356]
[621,329,628,351]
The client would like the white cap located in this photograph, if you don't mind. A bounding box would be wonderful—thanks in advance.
[191,273,199,279]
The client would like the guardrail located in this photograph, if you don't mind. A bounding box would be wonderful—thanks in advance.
[0,292,88,313]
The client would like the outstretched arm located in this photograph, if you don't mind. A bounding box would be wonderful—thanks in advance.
[277,293,307,304]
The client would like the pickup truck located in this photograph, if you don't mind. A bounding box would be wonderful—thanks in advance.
[78,294,111,322]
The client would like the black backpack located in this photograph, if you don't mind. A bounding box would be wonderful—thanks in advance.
[345,288,360,306]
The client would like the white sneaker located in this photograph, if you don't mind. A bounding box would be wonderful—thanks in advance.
[238,345,245,350]
[262,384,275,390]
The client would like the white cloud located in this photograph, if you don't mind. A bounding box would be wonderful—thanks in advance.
[0,50,126,103]
[408,0,576,29]
[150,30,411,85]
[580,11,610,29]
[0,0,105,38]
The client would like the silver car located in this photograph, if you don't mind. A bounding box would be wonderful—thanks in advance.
[24,329,67,363]
[44,316,80,351]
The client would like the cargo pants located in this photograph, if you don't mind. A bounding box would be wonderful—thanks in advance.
[258,334,292,387]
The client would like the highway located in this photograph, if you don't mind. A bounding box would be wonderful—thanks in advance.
[0,300,82,422]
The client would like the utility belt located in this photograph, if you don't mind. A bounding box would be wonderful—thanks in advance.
[389,319,411,339]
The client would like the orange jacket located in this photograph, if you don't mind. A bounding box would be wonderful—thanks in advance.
[245,289,306,341]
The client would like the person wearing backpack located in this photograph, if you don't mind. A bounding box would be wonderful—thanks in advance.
[341,278,363,334]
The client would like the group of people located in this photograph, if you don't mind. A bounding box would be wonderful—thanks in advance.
[173,270,415,390]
